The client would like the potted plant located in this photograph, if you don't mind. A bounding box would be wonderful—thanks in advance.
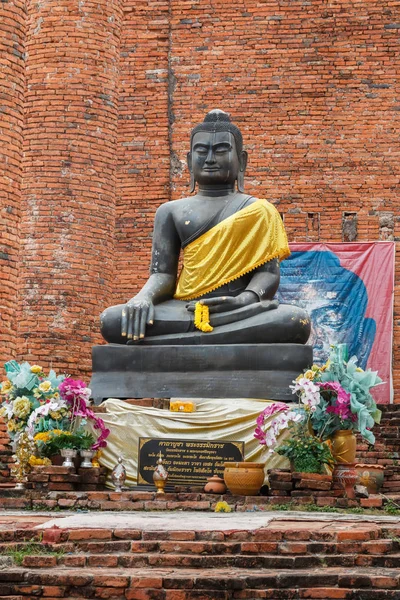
[254,344,382,497]
[291,345,382,464]
[1,361,110,476]
[275,425,334,474]
[38,430,95,467]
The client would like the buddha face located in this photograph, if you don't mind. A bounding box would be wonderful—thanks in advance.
[189,131,246,188]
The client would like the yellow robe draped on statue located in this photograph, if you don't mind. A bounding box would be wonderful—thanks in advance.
[174,199,290,301]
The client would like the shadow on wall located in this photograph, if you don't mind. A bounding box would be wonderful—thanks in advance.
[277,250,376,369]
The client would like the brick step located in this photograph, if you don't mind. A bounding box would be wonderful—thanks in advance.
[4,523,400,545]
[2,529,400,573]
[1,566,400,599]
[2,535,399,556]
[14,551,400,570]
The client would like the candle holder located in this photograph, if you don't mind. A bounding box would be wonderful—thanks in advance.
[111,456,126,492]
[153,452,168,494]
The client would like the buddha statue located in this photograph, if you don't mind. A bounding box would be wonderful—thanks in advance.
[100,109,310,346]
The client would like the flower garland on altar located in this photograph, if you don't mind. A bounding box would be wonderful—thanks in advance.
[194,302,213,332]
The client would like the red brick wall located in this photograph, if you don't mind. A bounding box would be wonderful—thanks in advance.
[0,1,399,397]
[17,0,122,377]
[0,1,26,364]
[114,1,171,305]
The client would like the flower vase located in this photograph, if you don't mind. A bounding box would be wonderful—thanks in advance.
[331,430,357,499]
[61,448,77,469]
[331,430,357,464]
[80,450,95,468]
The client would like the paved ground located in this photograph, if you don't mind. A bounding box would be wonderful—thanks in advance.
[0,510,399,532]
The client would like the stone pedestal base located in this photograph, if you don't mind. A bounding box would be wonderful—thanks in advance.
[90,343,312,405]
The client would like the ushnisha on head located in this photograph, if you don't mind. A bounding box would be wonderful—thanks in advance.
[187,109,248,193]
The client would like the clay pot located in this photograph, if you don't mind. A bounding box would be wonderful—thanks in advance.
[223,462,265,496]
[331,430,357,464]
[332,463,358,499]
[355,464,385,494]
[204,475,227,494]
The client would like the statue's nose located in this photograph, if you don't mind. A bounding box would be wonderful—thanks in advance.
[205,148,216,164]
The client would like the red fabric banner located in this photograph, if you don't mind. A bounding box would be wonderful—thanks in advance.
[280,242,395,404]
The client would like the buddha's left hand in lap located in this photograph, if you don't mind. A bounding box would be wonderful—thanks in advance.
[187,291,260,314]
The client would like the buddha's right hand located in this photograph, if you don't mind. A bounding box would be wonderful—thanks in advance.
[121,297,155,342]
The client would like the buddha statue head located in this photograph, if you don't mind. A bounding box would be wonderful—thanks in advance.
[188,109,248,193]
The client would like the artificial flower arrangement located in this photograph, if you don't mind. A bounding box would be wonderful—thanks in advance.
[0,361,110,478]
[254,345,382,474]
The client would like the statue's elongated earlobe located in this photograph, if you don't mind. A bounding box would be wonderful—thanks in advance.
[237,150,248,192]
[187,151,195,193]
[237,171,245,193]
[189,172,196,193]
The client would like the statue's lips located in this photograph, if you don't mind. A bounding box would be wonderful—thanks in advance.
[202,168,220,172]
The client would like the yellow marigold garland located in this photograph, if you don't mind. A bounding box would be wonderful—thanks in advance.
[29,456,51,467]
[194,302,213,333]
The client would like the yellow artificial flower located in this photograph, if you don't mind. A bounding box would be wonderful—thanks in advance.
[7,420,17,433]
[49,411,62,420]
[1,380,13,395]
[92,449,102,467]
[38,381,52,393]
[304,370,315,381]
[34,431,51,443]
[52,429,71,436]
[30,365,43,374]
[13,396,31,419]
[28,455,51,467]
[215,501,232,513]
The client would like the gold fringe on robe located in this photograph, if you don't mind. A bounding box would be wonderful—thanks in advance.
[174,199,290,301]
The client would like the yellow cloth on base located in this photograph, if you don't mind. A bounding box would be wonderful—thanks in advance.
[98,397,290,488]
[174,199,290,301]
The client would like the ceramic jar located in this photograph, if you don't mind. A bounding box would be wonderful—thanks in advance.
[223,462,265,496]
[204,475,227,494]
[355,463,385,494]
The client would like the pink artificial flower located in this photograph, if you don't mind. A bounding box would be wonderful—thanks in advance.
[256,402,288,427]
[254,425,267,444]
[321,381,354,422]
[254,403,304,450]
[59,378,91,405]
[58,378,110,450]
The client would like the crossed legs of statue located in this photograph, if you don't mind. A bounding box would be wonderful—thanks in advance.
[100,300,311,346]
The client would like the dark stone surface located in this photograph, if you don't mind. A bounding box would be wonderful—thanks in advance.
[90,343,312,404]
